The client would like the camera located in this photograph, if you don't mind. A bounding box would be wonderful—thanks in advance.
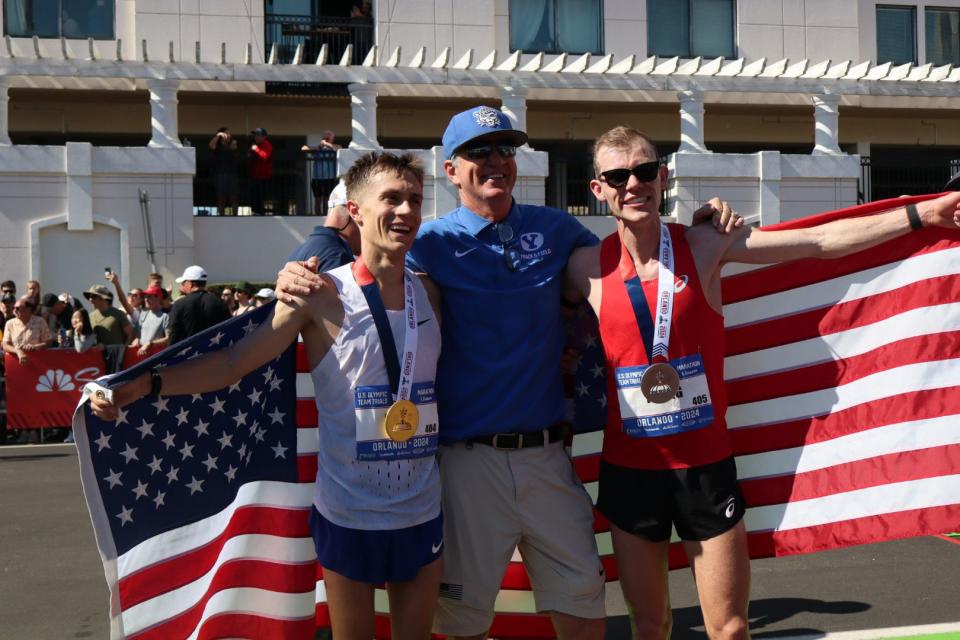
[104,267,112,278]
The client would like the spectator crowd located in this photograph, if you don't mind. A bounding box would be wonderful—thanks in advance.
[0,265,247,444]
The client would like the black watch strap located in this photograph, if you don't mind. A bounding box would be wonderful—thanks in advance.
[906,204,923,231]
[148,369,163,397]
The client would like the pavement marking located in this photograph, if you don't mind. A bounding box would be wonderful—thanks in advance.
[777,622,960,640]
[935,534,960,546]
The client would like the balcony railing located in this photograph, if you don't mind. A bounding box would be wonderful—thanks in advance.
[194,144,336,217]
[265,14,373,66]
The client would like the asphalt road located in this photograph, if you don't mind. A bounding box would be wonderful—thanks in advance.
[1,443,957,639]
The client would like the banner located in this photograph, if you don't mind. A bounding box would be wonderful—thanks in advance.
[5,349,107,428]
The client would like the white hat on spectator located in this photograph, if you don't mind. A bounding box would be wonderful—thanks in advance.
[175,265,208,283]
[327,179,348,209]
[254,288,276,300]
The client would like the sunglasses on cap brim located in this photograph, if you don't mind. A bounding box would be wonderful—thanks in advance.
[599,161,661,187]
[460,143,518,161]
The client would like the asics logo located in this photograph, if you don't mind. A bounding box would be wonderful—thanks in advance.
[724,497,736,519]
[454,248,477,258]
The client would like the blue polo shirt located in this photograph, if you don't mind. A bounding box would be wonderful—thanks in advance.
[286,226,354,272]
[406,202,598,443]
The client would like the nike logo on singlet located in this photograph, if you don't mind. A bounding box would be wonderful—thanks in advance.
[417,319,431,326]
[454,248,477,258]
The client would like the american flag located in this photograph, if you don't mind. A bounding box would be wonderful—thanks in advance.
[454,193,960,637]
[77,195,960,639]
[74,302,320,640]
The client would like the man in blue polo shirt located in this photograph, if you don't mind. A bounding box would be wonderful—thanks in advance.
[276,106,737,640]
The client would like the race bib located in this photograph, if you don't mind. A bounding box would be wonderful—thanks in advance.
[354,382,439,461]
[615,354,714,438]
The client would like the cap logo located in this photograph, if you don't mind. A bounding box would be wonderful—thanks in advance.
[473,106,501,128]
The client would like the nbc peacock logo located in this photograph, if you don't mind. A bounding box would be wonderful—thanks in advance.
[36,369,76,392]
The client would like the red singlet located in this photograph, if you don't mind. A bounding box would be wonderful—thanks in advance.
[598,225,732,470]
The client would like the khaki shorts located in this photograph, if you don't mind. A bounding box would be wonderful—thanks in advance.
[433,441,606,636]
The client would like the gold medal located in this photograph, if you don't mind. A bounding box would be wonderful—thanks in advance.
[384,399,419,443]
[640,362,680,404]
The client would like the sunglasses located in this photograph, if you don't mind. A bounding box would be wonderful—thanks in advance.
[598,161,661,188]
[461,143,517,161]
[496,222,522,272]
[13,306,26,311]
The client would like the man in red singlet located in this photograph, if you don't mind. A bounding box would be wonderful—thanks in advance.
[563,126,960,640]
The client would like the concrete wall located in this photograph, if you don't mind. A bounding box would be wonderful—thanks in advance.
[0,145,195,302]
[666,151,861,226]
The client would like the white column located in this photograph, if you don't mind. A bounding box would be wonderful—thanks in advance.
[812,94,842,156]
[0,76,11,145]
[500,85,529,139]
[677,90,709,154]
[348,83,379,149]
[147,79,181,148]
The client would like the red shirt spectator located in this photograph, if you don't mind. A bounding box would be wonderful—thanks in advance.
[248,128,273,180]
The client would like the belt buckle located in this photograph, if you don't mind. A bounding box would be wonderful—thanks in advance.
[492,433,520,449]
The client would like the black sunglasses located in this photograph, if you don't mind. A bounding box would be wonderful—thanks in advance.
[462,143,517,161]
[496,222,522,272]
[598,161,661,188]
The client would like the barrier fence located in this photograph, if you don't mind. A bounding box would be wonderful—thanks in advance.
[4,346,162,430]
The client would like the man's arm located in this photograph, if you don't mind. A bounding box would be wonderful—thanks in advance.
[167,304,184,345]
[417,274,442,328]
[90,299,313,420]
[106,272,136,317]
[723,193,960,265]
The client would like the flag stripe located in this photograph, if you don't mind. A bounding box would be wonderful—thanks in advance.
[729,388,960,455]
[725,304,960,383]
[723,245,960,329]
[727,333,960,405]
[193,613,316,640]
[751,502,960,557]
[119,516,313,609]
[735,414,960,480]
[126,558,317,638]
[726,359,960,429]
[741,443,960,507]
[725,276,960,358]
[116,482,313,579]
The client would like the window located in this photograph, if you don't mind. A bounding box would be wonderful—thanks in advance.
[926,7,960,66]
[4,0,114,39]
[876,5,917,64]
[647,0,735,59]
[509,0,602,55]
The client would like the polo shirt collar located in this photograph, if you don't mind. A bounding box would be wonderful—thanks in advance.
[454,199,520,237]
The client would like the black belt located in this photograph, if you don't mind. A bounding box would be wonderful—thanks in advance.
[467,423,568,450]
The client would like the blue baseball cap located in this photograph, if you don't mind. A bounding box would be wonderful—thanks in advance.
[442,106,528,160]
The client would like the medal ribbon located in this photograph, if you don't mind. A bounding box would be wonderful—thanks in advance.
[352,260,419,403]
[622,224,675,365]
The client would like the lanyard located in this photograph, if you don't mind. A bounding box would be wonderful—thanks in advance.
[352,260,419,402]
[623,223,674,365]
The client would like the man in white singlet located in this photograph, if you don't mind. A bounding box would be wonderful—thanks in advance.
[90,151,444,640]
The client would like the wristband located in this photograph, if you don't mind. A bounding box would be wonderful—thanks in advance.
[906,204,923,231]
[148,369,163,397]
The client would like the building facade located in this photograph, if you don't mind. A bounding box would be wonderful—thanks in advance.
[0,0,958,298]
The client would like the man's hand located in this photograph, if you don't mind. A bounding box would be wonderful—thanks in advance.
[275,256,324,304]
[919,191,960,228]
[692,198,744,234]
[89,373,149,421]
[137,344,149,356]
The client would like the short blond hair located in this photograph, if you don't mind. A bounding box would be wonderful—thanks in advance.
[592,127,659,176]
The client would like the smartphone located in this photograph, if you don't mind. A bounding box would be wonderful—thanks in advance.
[104,267,112,278]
